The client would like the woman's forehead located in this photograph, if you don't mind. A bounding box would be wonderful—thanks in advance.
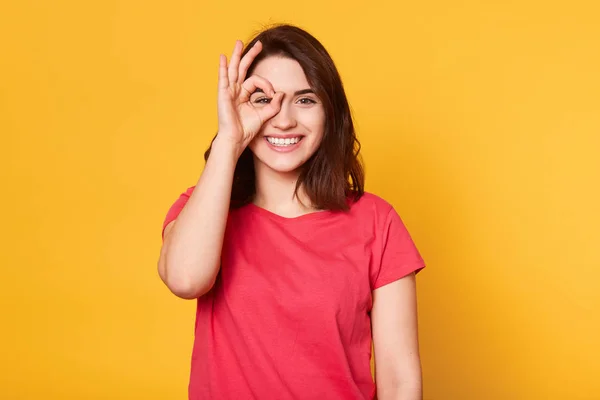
[251,56,311,92]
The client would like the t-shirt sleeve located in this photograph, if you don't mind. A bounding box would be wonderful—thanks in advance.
[161,186,195,241]
[371,206,426,289]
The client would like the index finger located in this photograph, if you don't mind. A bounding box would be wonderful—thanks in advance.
[239,75,275,103]
[237,40,263,84]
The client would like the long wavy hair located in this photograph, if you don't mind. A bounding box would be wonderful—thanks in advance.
[204,24,364,211]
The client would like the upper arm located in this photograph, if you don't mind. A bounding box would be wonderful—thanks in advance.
[371,272,422,392]
[370,204,425,389]
[162,219,176,240]
[157,187,195,282]
[157,220,176,282]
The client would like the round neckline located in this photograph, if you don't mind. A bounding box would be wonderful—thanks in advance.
[245,202,335,223]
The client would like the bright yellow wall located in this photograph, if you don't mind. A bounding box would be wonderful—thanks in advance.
[2,0,599,398]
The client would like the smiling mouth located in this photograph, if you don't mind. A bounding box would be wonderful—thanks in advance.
[265,136,303,147]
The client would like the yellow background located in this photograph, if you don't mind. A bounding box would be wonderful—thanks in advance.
[2,0,599,398]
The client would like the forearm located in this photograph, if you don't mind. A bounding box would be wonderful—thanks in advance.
[376,380,422,400]
[161,138,238,298]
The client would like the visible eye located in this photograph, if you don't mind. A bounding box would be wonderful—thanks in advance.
[297,97,317,105]
[253,97,271,104]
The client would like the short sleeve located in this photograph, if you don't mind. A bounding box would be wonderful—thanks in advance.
[371,206,426,289]
[161,186,195,240]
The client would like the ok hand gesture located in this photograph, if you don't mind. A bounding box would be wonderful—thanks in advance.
[215,40,283,158]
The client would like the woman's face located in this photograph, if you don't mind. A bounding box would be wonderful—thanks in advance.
[248,56,325,174]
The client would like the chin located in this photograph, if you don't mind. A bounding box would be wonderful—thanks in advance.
[254,154,306,174]
[267,161,304,173]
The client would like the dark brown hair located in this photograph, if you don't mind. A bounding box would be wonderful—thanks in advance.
[204,24,364,210]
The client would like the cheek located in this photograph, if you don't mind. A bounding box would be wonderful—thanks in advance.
[304,109,325,138]
[248,135,263,152]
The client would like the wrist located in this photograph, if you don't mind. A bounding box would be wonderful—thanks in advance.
[210,134,243,163]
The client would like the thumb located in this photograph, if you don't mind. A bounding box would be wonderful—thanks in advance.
[256,92,284,123]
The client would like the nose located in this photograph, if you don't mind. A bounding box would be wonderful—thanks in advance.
[269,101,297,130]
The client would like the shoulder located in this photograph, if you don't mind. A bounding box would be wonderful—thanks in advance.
[342,191,402,232]
[348,191,395,218]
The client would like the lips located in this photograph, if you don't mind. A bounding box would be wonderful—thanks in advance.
[263,135,304,152]
[265,136,303,146]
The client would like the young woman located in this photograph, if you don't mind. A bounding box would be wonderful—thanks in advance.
[158,24,426,400]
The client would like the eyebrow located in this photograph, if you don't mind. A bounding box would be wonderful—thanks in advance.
[252,88,315,95]
[294,89,314,95]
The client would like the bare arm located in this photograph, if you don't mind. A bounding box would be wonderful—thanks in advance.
[157,140,237,299]
[371,273,422,400]
[157,39,283,299]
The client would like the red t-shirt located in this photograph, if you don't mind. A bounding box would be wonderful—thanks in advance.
[162,187,425,399]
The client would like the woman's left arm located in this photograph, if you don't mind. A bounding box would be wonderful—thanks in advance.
[371,272,422,400]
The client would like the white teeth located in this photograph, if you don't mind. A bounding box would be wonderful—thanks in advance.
[267,137,301,146]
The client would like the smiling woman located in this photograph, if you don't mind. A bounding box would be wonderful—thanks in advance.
[248,57,326,171]
[158,24,426,400]
[203,25,364,210]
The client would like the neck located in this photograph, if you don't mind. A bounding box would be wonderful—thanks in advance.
[252,159,316,217]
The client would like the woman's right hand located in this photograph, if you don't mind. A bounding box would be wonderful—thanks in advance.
[215,40,283,158]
